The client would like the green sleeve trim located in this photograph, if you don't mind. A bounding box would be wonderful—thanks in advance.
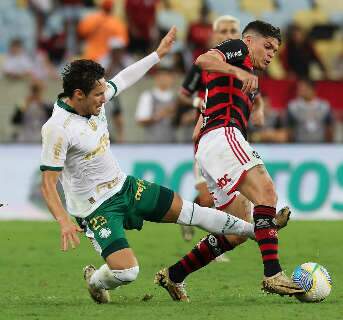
[107,80,118,96]
[40,165,63,172]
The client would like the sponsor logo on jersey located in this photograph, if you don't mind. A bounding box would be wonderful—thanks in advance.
[226,49,242,60]
[216,174,231,189]
[53,137,63,161]
[84,133,109,160]
[88,197,96,204]
[96,177,119,193]
[88,119,98,131]
[99,227,112,239]
[135,179,147,201]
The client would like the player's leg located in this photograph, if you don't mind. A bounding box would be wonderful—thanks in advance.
[180,162,214,241]
[237,164,303,295]
[164,193,250,287]
[82,194,140,304]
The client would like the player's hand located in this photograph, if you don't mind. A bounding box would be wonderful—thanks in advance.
[235,68,258,95]
[156,26,177,59]
[59,218,83,251]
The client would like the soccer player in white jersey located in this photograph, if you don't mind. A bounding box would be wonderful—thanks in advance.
[40,27,261,304]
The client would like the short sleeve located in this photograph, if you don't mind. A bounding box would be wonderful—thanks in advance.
[181,64,202,96]
[211,39,249,64]
[104,80,118,102]
[40,124,69,171]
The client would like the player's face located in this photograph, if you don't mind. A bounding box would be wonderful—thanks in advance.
[84,78,107,116]
[214,21,240,44]
[249,36,279,70]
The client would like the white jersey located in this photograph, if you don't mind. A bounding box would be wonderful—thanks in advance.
[40,81,127,218]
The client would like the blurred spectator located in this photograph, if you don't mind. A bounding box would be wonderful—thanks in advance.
[100,37,132,143]
[11,81,52,143]
[135,65,177,143]
[105,97,124,143]
[286,79,334,143]
[249,94,288,143]
[78,0,128,61]
[187,4,213,61]
[333,48,343,80]
[32,49,59,80]
[2,39,33,80]
[125,0,159,55]
[100,37,134,77]
[280,24,328,80]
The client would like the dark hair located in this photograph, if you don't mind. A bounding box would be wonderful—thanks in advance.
[242,20,281,44]
[59,59,105,98]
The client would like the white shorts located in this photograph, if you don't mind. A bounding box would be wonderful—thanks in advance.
[195,127,263,209]
[194,159,207,186]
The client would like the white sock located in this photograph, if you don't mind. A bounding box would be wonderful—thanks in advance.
[90,264,139,290]
[177,200,255,239]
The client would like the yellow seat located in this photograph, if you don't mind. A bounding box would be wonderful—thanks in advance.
[170,0,202,22]
[314,39,343,79]
[240,0,275,17]
[293,9,329,29]
[314,0,343,13]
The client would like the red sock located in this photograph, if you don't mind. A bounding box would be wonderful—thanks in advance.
[168,234,234,283]
[253,205,282,277]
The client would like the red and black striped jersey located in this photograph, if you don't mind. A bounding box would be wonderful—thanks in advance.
[200,39,258,140]
[181,64,207,100]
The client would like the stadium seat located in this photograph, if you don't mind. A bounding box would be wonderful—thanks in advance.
[293,9,329,29]
[232,11,257,29]
[157,10,187,40]
[277,0,311,13]
[314,39,343,79]
[261,10,292,29]
[170,0,202,22]
[206,0,240,15]
[314,0,343,14]
[240,0,275,17]
[329,12,343,25]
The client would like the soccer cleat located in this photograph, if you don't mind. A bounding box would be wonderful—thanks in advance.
[154,268,189,302]
[262,271,305,296]
[273,206,291,230]
[180,225,195,242]
[83,265,111,304]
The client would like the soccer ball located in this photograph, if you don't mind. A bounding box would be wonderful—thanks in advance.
[292,262,332,302]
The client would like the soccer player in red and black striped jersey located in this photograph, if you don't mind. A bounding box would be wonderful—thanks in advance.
[156,21,304,300]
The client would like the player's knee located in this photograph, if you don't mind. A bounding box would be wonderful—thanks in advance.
[198,194,214,207]
[111,266,139,285]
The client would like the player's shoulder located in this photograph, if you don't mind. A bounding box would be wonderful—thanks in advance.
[42,104,73,136]
[215,39,248,52]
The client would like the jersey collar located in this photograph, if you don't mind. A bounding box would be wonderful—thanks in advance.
[57,99,91,119]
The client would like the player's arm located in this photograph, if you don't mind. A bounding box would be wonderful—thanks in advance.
[41,170,82,251]
[250,94,265,127]
[195,40,258,94]
[179,64,203,107]
[105,26,176,101]
[40,125,82,251]
[192,113,203,142]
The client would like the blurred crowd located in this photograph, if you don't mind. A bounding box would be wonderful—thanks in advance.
[1,0,343,143]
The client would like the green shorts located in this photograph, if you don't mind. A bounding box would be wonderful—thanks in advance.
[85,176,174,259]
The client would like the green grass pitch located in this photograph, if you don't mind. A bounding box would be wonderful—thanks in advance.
[0,221,342,320]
